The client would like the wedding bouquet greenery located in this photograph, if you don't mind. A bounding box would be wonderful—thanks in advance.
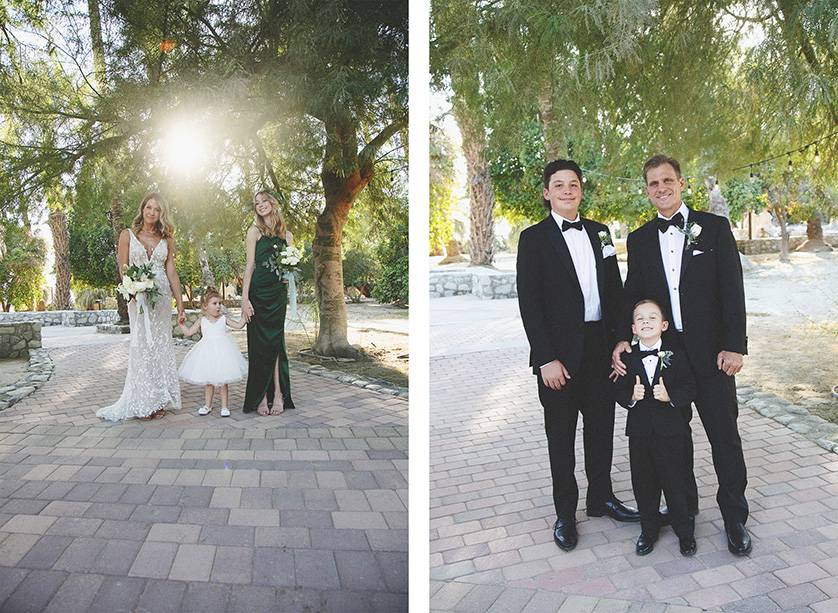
[117,262,159,313]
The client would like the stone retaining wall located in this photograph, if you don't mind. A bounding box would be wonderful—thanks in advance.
[0,321,41,359]
[0,310,119,327]
[429,269,517,300]
[737,235,838,255]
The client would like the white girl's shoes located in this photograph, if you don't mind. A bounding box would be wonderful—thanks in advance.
[198,406,230,416]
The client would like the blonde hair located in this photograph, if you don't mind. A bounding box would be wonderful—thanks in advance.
[253,190,288,238]
[201,286,222,308]
[132,193,175,238]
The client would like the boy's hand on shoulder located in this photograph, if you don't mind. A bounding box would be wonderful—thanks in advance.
[653,377,670,403]
[631,375,645,402]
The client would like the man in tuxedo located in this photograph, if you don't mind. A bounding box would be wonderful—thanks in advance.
[517,159,639,552]
[612,154,751,555]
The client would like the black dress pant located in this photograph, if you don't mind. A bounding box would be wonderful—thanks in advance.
[670,332,749,524]
[630,433,694,539]
[538,323,615,520]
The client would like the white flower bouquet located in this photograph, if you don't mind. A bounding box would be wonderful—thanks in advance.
[117,262,159,314]
[264,244,303,282]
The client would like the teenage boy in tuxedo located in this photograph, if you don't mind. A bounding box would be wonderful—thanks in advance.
[518,159,639,552]
[614,299,697,557]
[612,154,751,555]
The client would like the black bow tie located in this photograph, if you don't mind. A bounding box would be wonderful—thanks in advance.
[562,220,584,232]
[656,213,684,232]
[638,349,660,359]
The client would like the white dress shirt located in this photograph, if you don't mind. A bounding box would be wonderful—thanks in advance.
[551,211,601,322]
[638,339,663,386]
[658,203,689,332]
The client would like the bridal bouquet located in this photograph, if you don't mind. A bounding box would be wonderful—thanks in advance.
[117,262,159,314]
[264,244,303,282]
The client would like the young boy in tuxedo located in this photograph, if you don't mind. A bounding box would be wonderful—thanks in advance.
[614,299,697,556]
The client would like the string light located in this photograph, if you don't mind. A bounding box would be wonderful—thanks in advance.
[580,129,837,187]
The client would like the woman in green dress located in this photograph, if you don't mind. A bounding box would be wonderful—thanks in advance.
[241,190,295,415]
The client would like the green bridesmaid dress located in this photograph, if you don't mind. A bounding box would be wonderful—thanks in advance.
[243,233,295,412]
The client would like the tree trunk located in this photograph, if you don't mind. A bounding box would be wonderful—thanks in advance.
[538,85,562,161]
[109,197,129,323]
[705,176,731,220]
[312,167,371,359]
[772,206,791,262]
[198,249,215,287]
[87,0,107,86]
[452,95,495,267]
[797,215,832,251]
[48,207,72,310]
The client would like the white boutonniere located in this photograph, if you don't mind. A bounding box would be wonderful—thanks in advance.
[598,230,616,258]
[657,350,673,369]
[679,222,702,249]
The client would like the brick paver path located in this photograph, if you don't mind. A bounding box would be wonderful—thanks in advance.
[0,333,407,612]
[430,295,838,612]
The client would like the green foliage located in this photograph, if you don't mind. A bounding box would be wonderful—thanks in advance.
[74,288,106,311]
[0,223,46,311]
[371,221,408,305]
[67,210,117,290]
[430,123,458,253]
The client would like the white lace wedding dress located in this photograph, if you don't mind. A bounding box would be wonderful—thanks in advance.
[97,231,182,421]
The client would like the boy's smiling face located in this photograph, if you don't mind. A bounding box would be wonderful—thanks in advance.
[632,302,669,346]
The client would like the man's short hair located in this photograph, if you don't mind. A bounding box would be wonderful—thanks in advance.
[643,155,681,184]
[542,159,583,210]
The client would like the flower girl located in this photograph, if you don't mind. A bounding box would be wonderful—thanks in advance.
[178,287,248,417]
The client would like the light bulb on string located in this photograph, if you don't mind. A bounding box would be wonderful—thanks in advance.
[815,148,821,163]
[617,184,621,192]
[687,180,692,196]
[582,176,587,183]
[788,155,793,172]
[749,166,755,183]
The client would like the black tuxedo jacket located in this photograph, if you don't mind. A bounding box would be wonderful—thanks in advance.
[517,215,622,376]
[614,341,696,438]
[620,208,747,376]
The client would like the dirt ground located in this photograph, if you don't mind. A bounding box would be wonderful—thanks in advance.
[229,299,409,389]
[738,251,838,422]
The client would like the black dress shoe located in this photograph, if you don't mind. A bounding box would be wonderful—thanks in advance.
[679,536,697,556]
[659,505,699,526]
[553,519,578,552]
[725,522,752,556]
[636,533,658,556]
[587,500,641,522]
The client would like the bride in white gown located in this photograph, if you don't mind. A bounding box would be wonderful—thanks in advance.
[97,193,186,421]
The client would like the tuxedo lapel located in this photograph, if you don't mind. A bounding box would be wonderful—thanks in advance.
[641,222,667,283]
[583,221,605,304]
[680,207,698,279]
[544,219,582,294]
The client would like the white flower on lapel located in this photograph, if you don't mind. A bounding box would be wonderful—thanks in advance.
[657,350,673,369]
[679,222,702,249]
[598,230,616,258]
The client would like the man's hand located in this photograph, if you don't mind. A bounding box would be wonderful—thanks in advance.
[631,375,645,402]
[717,351,744,376]
[653,377,670,403]
[541,360,571,390]
[611,341,632,378]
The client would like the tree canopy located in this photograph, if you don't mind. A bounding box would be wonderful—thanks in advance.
[0,0,407,355]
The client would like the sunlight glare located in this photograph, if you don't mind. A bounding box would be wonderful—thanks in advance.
[163,124,208,174]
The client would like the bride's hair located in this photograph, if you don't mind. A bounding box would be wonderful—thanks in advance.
[132,193,175,238]
[253,190,287,238]
[201,287,222,308]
